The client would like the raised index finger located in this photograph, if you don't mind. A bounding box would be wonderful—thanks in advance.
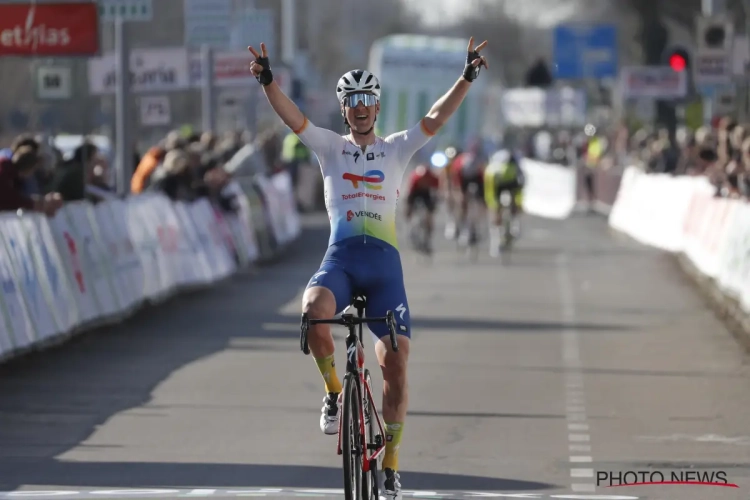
[475,40,488,53]
[260,42,268,58]
[467,36,474,52]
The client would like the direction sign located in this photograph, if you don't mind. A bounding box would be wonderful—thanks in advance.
[139,95,171,126]
[36,66,72,99]
[98,0,152,22]
[184,0,232,48]
[694,14,733,92]
[553,23,618,80]
[620,65,687,100]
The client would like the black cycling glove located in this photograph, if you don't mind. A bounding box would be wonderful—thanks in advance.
[463,49,483,82]
[254,54,274,86]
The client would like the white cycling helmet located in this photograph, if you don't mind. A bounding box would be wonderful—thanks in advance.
[336,69,381,103]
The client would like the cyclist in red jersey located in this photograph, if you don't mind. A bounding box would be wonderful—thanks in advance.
[405,163,441,252]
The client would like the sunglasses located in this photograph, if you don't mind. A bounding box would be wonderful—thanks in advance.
[343,93,379,107]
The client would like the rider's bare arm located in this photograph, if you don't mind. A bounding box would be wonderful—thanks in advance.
[422,78,473,135]
[422,37,488,135]
[262,82,306,133]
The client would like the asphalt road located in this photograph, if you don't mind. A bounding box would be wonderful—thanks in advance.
[0,208,749,500]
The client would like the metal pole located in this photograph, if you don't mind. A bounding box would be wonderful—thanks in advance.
[114,16,132,198]
[200,45,216,133]
[701,0,726,126]
[281,0,296,67]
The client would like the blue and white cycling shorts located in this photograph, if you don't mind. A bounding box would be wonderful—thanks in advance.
[305,237,411,339]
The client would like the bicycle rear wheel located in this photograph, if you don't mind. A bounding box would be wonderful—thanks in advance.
[342,372,364,500]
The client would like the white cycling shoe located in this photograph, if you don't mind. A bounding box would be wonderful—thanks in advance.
[378,468,402,500]
[319,392,340,435]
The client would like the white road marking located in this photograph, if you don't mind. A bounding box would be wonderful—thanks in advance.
[558,254,596,494]
[0,489,643,499]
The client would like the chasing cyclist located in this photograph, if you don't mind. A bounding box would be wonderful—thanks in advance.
[452,140,488,246]
[440,146,462,240]
[484,149,525,256]
[248,39,488,499]
[404,161,441,254]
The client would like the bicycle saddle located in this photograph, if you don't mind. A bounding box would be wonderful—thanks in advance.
[350,295,366,310]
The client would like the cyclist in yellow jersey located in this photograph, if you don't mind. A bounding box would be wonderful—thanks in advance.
[484,150,524,257]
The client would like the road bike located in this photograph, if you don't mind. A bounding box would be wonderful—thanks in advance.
[408,198,432,256]
[458,181,483,262]
[497,190,516,265]
[300,296,400,500]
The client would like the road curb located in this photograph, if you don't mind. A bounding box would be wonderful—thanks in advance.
[676,253,750,354]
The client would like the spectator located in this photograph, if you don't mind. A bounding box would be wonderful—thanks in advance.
[130,130,184,194]
[147,149,194,202]
[0,145,62,216]
[46,141,100,202]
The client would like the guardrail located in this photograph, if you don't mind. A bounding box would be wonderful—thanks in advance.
[0,171,301,363]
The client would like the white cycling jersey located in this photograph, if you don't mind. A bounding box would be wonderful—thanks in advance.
[295,117,435,249]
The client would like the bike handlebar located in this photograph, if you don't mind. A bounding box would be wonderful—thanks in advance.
[300,311,400,355]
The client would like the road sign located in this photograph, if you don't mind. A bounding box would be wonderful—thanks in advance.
[184,0,232,48]
[36,66,72,99]
[99,0,152,22]
[694,14,733,91]
[139,95,171,126]
[620,65,687,100]
[553,23,618,80]
[229,8,275,54]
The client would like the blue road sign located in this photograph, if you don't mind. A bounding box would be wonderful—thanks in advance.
[553,24,618,80]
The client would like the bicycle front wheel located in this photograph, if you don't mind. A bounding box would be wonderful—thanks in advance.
[342,372,364,500]
[362,369,380,500]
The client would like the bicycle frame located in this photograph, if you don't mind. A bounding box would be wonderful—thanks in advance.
[299,297,399,474]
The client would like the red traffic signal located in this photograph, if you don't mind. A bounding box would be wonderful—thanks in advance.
[669,53,687,72]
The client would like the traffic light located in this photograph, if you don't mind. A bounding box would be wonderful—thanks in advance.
[669,53,687,72]
[663,46,690,72]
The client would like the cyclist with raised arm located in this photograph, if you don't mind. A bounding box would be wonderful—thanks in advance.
[248,39,488,499]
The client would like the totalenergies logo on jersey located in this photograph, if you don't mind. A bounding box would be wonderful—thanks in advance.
[342,170,384,190]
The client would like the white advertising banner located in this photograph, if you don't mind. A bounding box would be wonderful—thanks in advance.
[620,65,688,99]
[87,47,191,95]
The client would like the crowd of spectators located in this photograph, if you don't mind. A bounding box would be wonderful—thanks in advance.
[0,132,102,216]
[629,117,750,200]
[0,126,303,218]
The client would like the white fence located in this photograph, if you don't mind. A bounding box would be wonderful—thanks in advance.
[0,171,300,363]
[609,166,750,312]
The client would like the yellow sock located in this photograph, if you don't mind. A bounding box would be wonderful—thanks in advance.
[383,422,404,471]
[314,354,342,394]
